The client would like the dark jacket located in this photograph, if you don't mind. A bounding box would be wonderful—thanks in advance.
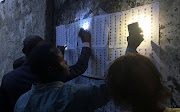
[0,47,91,112]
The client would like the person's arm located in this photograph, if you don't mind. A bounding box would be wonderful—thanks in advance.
[65,80,110,111]
[125,25,144,54]
[68,47,91,80]
[125,47,138,54]
[65,29,91,82]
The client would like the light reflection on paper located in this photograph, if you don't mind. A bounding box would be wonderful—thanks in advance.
[63,44,67,50]
[82,22,90,30]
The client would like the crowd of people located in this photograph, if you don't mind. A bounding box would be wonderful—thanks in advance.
[0,27,178,112]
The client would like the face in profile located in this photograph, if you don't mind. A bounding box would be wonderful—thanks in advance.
[56,49,70,76]
[30,44,71,83]
[49,47,70,80]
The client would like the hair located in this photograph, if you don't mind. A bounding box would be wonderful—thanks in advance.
[29,43,68,83]
[106,53,172,112]
[13,56,26,69]
[22,35,44,58]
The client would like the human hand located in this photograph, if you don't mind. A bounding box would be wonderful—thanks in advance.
[57,46,66,55]
[78,28,91,43]
[127,27,144,50]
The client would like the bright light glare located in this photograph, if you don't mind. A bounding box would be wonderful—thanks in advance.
[0,0,4,3]
[82,22,89,30]
[131,16,151,39]
[65,45,68,50]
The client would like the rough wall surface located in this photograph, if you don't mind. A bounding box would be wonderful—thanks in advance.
[0,0,46,82]
[55,0,180,107]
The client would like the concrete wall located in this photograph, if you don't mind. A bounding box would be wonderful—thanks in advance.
[0,0,47,82]
[55,0,180,107]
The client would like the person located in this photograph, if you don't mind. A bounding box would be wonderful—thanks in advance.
[14,43,110,112]
[13,26,143,111]
[106,53,173,112]
[0,30,91,112]
[106,25,179,112]
[15,24,177,112]
[13,25,146,112]
[0,35,44,112]
[13,56,26,69]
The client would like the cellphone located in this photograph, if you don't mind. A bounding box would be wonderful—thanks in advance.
[128,22,142,36]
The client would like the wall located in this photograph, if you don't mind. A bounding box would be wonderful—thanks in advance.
[55,0,180,107]
[0,0,47,82]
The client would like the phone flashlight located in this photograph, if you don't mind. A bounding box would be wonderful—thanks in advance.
[82,22,89,30]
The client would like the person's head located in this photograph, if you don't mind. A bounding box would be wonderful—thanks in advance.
[13,56,26,69]
[22,35,44,59]
[106,53,171,112]
[29,43,70,83]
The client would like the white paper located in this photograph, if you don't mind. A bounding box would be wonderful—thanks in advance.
[56,25,66,46]
[91,48,108,79]
[109,48,126,63]
[66,22,78,49]
[56,2,160,79]
[91,15,109,48]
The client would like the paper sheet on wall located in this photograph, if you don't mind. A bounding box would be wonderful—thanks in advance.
[56,25,66,46]
[66,22,78,49]
[91,48,108,79]
[56,2,159,79]
[91,15,109,48]
[109,48,126,63]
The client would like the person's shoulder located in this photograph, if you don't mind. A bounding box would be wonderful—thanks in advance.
[15,90,32,108]
[62,83,85,92]
[3,66,24,79]
[19,89,32,98]
[2,65,30,86]
[63,80,106,91]
[164,108,180,112]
